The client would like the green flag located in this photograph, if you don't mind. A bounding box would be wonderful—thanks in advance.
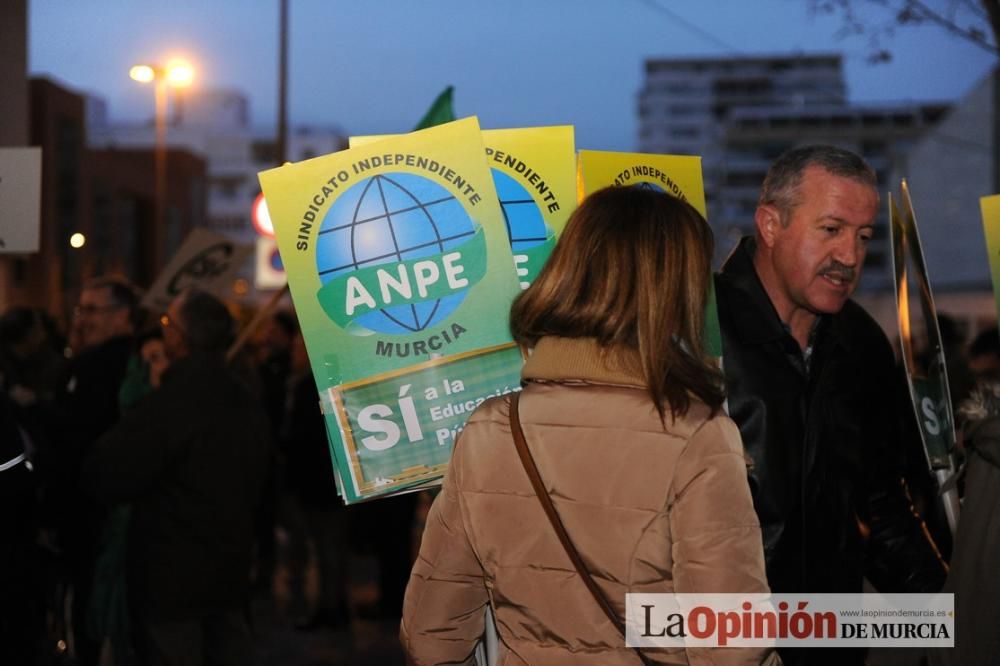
[413,86,455,130]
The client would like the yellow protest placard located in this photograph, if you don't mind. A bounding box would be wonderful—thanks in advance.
[259,117,523,503]
[353,126,576,289]
[577,150,717,356]
[576,150,707,217]
[981,195,1000,321]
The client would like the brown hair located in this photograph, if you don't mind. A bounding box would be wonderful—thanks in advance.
[510,186,724,420]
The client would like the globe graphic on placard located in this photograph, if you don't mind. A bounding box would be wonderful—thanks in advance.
[635,181,667,193]
[492,169,551,252]
[315,173,477,334]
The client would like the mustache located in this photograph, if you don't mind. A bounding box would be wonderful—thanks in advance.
[819,261,856,282]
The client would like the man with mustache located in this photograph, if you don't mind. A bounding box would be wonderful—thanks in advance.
[715,145,947,665]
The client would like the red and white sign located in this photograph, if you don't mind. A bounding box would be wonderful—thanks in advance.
[252,192,274,238]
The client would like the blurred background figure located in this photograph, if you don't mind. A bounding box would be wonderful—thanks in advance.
[929,382,1000,666]
[0,306,67,418]
[87,326,171,665]
[968,326,1000,383]
[0,348,49,664]
[280,328,350,631]
[251,309,296,602]
[935,313,975,414]
[82,288,271,666]
[53,276,142,666]
[0,306,67,663]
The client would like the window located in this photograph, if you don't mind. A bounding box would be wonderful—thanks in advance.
[670,126,700,139]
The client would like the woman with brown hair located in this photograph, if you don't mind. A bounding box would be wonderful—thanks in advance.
[401,186,776,665]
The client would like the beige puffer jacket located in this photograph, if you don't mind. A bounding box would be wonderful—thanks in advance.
[401,337,777,665]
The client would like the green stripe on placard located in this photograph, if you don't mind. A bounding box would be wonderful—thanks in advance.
[316,227,488,328]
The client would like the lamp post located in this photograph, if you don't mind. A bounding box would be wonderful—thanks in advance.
[129,60,194,259]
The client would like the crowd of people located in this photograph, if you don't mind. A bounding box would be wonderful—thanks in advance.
[0,282,416,665]
[2,144,999,665]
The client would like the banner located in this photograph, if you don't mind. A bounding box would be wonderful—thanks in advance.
[576,150,707,213]
[352,126,577,290]
[576,150,720,358]
[142,228,253,312]
[0,147,42,254]
[981,194,1000,321]
[626,593,953,649]
[890,180,959,534]
[259,117,523,503]
[891,181,956,469]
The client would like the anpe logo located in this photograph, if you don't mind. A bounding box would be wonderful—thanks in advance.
[314,173,486,335]
[492,169,555,289]
[634,181,666,193]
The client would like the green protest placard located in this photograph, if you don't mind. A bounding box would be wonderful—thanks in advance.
[481,126,575,289]
[890,182,956,469]
[890,180,959,534]
[259,117,523,503]
[331,344,522,492]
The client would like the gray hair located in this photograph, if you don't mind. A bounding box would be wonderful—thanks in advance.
[759,145,878,225]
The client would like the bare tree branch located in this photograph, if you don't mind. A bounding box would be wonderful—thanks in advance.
[811,0,1000,63]
[908,0,999,54]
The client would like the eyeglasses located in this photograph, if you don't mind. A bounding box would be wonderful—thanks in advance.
[74,303,123,317]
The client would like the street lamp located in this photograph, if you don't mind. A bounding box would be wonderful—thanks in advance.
[129,59,194,256]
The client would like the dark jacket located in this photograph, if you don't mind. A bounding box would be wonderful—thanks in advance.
[82,352,270,621]
[716,237,946,596]
[281,370,340,508]
[41,333,133,593]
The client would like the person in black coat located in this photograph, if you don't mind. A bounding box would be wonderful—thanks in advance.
[281,330,350,629]
[715,146,946,666]
[928,382,1000,666]
[53,276,140,666]
[82,289,271,666]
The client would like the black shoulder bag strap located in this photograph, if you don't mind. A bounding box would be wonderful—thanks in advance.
[508,392,653,665]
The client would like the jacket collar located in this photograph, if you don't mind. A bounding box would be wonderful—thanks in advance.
[719,236,849,353]
[719,236,793,346]
[522,337,645,389]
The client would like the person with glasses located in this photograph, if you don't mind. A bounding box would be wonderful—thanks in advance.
[72,277,140,355]
[53,276,141,666]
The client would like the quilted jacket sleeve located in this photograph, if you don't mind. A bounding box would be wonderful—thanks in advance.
[400,433,489,666]
[669,415,779,666]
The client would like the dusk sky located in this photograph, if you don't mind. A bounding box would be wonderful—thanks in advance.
[28,0,997,150]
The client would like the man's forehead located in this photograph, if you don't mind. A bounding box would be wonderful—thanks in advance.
[804,167,877,197]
